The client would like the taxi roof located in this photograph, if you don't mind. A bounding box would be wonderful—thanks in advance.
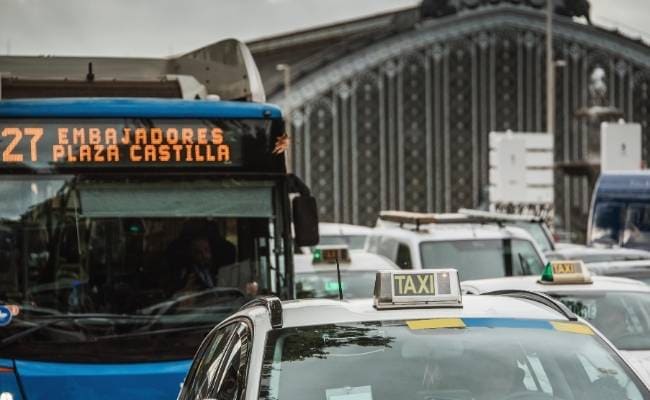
[319,222,373,236]
[462,275,650,295]
[278,295,566,328]
[293,251,398,274]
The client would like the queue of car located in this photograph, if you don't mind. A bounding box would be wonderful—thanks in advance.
[176,214,650,399]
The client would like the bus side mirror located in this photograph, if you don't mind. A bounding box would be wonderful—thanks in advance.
[293,195,319,247]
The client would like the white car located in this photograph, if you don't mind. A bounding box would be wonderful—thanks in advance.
[366,211,547,280]
[177,269,650,400]
[545,245,650,264]
[294,246,398,299]
[462,260,650,385]
[588,259,650,285]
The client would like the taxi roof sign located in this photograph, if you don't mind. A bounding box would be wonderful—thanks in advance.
[374,269,462,309]
[539,260,593,285]
[312,245,351,265]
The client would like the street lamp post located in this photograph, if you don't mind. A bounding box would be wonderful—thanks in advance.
[276,63,292,173]
[546,0,555,136]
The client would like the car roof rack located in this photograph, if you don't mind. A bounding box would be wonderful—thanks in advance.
[458,208,545,223]
[378,210,476,230]
[482,290,578,321]
[240,296,283,328]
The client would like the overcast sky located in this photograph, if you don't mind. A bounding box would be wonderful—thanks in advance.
[0,0,648,57]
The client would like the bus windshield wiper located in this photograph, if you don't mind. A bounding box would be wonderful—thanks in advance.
[0,314,157,349]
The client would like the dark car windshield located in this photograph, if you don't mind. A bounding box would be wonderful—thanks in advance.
[0,176,280,361]
[419,239,545,280]
[551,291,650,351]
[260,319,647,400]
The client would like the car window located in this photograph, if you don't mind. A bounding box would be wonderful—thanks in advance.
[208,322,251,400]
[552,291,650,351]
[511,239,546,276]
[180,321,251,400]
[512,221,554,252]
[395,243,413,269]
[371,236,399,262]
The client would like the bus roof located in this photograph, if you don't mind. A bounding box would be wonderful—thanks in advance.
[0,98,282,119]
[596,171,650,196]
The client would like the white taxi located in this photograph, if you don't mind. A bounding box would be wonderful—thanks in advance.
[177,269,649,400]
[367,211,547,279]
[462,260,650,385]
[294,245,398,299]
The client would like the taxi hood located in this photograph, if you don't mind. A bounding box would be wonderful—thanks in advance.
[13,359,190,400]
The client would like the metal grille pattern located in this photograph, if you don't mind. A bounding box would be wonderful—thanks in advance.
[284,25,650,233]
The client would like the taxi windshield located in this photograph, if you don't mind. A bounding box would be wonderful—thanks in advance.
[295,271,377,299]
[419,239,545,280]
[0,176,281,361]
[260,319,647,400]
[551,291,650,351]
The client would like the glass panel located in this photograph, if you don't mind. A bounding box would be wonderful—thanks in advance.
[420,240,543,280]
[591,202,624,246]
[511,239,546,276]
[183,327,231,400]
[260,321,646,400]
[395,243,413,269]
[0,176,279,361]
[553,291,650,351]
[511,221,553,253]
[623,203,650,249]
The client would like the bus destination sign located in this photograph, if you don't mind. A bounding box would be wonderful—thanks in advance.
[0,120,243,169]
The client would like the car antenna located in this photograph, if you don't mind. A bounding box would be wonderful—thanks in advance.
[335,256,344,300]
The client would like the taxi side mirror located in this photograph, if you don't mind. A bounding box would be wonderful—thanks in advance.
[293,195,319,247]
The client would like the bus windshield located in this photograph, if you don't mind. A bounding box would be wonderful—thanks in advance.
[591,202,650,249]
[0,174,285,361]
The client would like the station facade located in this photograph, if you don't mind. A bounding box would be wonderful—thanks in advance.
[248,1,650,237]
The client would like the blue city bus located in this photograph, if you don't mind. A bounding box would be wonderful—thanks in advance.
[587,171,650,250]
[0,97,316,399]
